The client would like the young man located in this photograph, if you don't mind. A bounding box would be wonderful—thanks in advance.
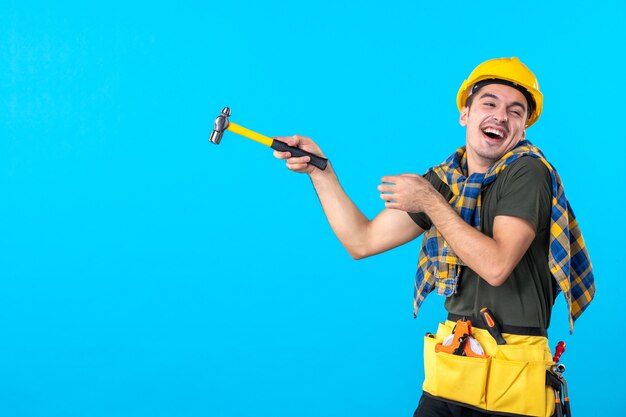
[274,57,594,417]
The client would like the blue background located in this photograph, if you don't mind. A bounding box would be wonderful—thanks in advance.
[1,1,624,416]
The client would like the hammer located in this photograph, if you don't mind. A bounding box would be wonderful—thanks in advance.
[209,107,328,171]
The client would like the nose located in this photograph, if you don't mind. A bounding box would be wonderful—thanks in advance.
[493,105,508,123]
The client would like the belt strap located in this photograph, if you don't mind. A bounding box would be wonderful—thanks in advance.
[447,313,548,338]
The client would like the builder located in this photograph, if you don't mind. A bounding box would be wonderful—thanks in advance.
[273,57,594,417]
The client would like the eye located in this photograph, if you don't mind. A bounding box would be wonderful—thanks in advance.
[483,102,495,107]
[510,110,522,117]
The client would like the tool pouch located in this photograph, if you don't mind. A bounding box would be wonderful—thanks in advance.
[423,321,556,417]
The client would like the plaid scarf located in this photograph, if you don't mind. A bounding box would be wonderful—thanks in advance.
[412,140,595,331]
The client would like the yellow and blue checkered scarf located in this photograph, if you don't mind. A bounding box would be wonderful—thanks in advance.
[413,140,595,331]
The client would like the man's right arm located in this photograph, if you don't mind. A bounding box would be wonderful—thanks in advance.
[273,135,424,259]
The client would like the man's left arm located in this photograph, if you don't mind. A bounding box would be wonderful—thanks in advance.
[417,194,535,286]
[379,161,549,286]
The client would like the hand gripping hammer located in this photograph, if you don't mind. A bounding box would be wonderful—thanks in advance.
[209,107,328,170]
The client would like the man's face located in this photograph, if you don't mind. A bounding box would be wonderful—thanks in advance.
[460,83,529,170]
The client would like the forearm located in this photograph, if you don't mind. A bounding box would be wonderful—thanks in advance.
[308,164,372,258]
[425,194,513,286]
[273,136,423,258]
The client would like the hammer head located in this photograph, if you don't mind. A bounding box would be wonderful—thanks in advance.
[209,107,231,144]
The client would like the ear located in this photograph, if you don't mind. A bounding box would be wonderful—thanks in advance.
[459,107,469,127]
[521,129,526,140]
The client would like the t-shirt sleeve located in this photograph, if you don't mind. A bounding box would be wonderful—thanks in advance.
[407,171,447,230]
[408,207,431,231]
[494,157,552,232]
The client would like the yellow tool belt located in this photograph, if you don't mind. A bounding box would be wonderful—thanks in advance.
[423,320,555,417]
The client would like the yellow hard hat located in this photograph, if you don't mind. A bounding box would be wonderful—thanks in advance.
[456,57,543,127]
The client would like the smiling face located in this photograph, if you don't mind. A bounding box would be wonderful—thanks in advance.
[460,83,529,173]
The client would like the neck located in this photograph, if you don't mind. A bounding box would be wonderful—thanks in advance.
[466,149,494,177]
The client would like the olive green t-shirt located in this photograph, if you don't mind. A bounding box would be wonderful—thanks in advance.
[408,156,555,329]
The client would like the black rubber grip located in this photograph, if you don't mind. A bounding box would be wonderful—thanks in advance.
[563,398,571,417]
[479,308,507,345]
[271,139,328,171]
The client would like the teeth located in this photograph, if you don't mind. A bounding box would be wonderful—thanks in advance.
[483,128,504,138]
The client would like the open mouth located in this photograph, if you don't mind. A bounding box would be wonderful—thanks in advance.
[481,127,507,140]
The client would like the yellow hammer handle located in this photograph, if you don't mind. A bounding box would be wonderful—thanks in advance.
[227,122,273,147]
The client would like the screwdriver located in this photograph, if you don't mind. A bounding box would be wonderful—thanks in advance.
[480,307,507,345]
